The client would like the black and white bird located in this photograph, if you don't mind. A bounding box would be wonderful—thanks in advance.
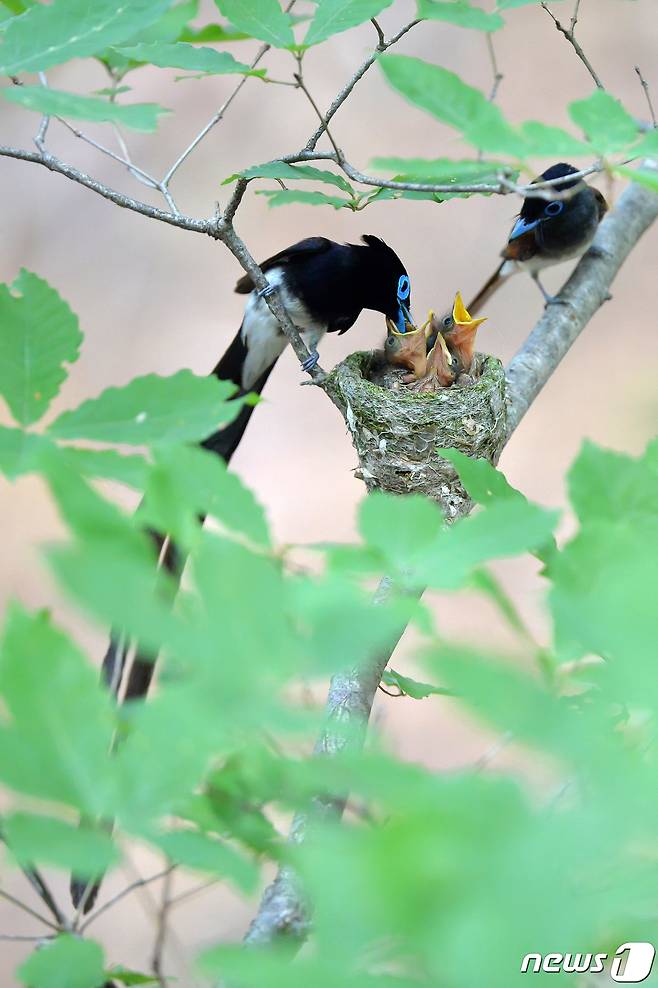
[468,162,608,313]
[203,234,413,461]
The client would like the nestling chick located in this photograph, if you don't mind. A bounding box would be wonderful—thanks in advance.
[409,331,455,393]
[430,292,487,374]
[384,324,428,382]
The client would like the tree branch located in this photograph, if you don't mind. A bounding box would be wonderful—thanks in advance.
[540,0,604,90]
[242,173,658,948]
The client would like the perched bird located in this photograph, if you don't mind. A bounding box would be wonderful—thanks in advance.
[468,162,608,313]
[71,233,412,913]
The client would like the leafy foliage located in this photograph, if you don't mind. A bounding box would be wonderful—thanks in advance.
[304,0,394,47]
[2,85,170,132]
[213,0,294,48]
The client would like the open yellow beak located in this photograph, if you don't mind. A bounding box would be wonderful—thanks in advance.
[453,291,487,332]
[386,316,420,337]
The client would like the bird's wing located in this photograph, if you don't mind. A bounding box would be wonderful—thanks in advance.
[501,228,538,263]
[234,237,334,293]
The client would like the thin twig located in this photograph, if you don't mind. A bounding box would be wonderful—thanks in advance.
[371,18,385,47]
[78,866,175,933]
[162,0,297,189]
[0,932,56,942]
[635,65,657,129]
[169,877,222,908]
[305,19,420,151]
[152,868,174,987]
[294,62,343,162]
[0,889,61,932]
[540,0,604,90]
[486,33,503,103]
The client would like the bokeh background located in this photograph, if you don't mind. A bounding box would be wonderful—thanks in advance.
[1,0,657,982]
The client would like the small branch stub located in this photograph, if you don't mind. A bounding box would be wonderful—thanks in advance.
[322,351,507,517]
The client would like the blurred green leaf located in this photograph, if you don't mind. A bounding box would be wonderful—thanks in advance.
[225,159,354,194]
[569,90,638,152]
[567,439,658,524]
[2,86,170,132]
[358,491,443,573]
[62,447,149,488]
[437,448,524,505]
[304,0,393,46]
[140,443,270,547]
[0,426,51,479]
[18,935,105,988]
[106,969,159,986]
[0,0,171,73]
[0,270,82,426]
[382,668,454,698]
[49,371,239,445]
[497,0,563,7]
[417,0,504,31]
[0,605,115,813]
[214,0,294,47]
[179,22,249,42]
[379,54,524,156]
[153,829,258,889]
[519,121,591,156]
[257,189,356,209]
[370,157,505,185]
[115,41,264,75]
[615,163,658,192]
[4,811,118,876]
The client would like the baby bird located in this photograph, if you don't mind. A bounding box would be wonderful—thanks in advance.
[384,323,428,382]
[428,292,487,375]
[410,330,455,393]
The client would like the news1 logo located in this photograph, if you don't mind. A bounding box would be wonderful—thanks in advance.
[520,942,655,981]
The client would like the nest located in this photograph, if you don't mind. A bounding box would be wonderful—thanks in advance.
[323,350,508,520]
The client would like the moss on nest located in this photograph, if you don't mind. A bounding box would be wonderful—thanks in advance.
[323,350,508,518]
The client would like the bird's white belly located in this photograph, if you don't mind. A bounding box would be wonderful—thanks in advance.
[240,268,327,389]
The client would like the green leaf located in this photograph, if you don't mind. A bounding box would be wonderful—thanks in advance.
[127,0,199,45]
[153,829,258,890]
[49,371,240,445]
[0,0,171,74]
[382,668,454,699]
[18,935,105,988]
[359,491,443,572]
[0,605,116,813]
[0,426,51,479]
[226,159,354,194]
[62,447,149,489]
[417,0,504,32]
[4,811,118,877]
[370,157,504,185]
[519,121,591,157]
[115,41,264,76]
[106,970,159,987]
[569,90,639,153]
[213,0,294,47]
[567,439,658,524]
[141,444,270,547]
[179,22,250,43]
[304,0,393,47]
[2,86,169,133]
[615,163,658,193]
[0,269,82,426]
[379,54,524,156]
[437,448,524,505]
[257,189,355,209]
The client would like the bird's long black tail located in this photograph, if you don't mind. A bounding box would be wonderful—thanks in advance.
[71,325,276,912]
[468,261,508,315]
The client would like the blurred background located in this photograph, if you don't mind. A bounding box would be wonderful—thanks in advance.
[1,0,657,982]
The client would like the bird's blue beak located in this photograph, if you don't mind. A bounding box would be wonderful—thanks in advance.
[509,215,541,241]
[395,300,412,334]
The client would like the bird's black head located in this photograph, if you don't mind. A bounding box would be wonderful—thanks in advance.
[357,235,413,332]
[509,162,585,241]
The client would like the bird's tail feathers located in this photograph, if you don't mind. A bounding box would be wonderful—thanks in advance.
[468,261,512,315]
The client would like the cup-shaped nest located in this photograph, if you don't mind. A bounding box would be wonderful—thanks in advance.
[323,350,508,519]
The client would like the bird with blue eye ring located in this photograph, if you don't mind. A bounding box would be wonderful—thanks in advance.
[468,162,608,313]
